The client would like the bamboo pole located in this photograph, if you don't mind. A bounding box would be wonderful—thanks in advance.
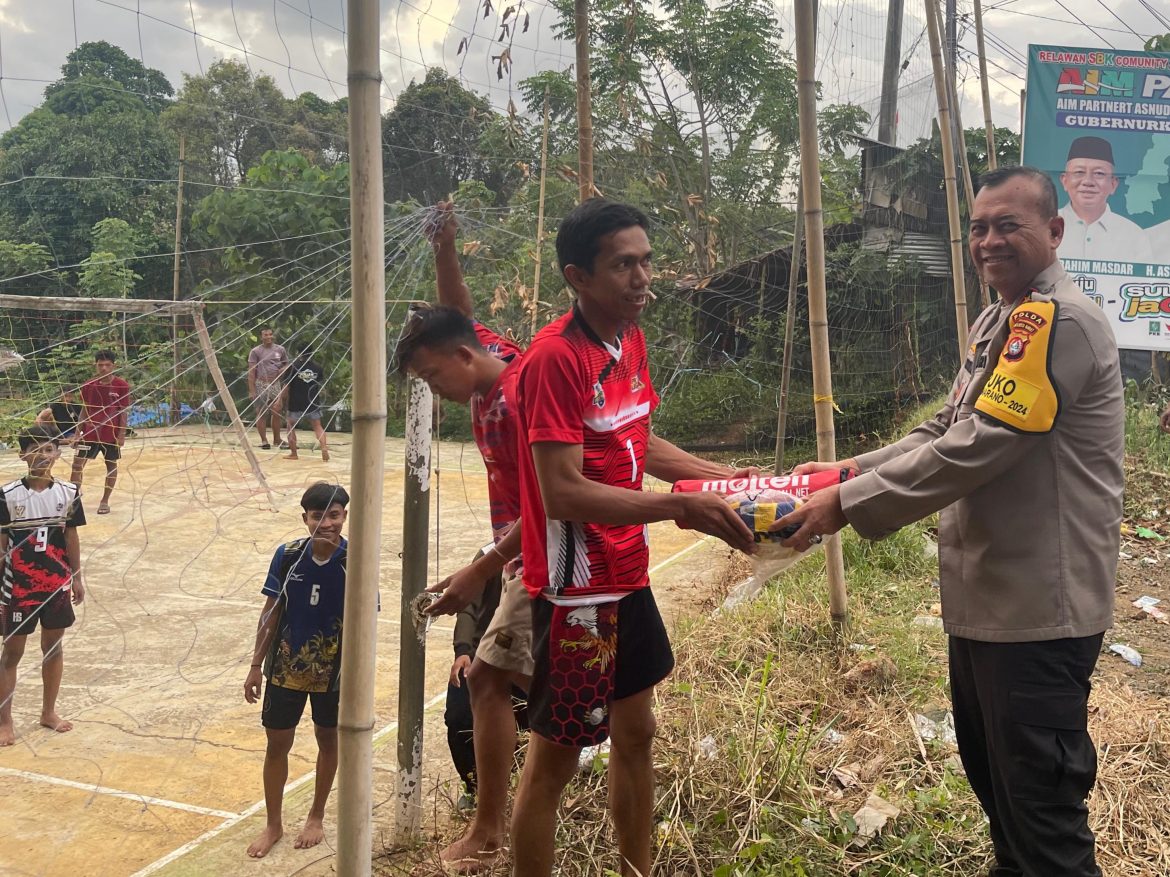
[775,184,804,473]
[924,0,970,359]
[941,38,991,308]
[973,0,997,170]
[171,136,186,425]
[531,88,551,338]
[574,0,594,201]
[794,0,848,629]
[395,377,432,842]
[337,0,387,869]
[0,294,200,315]
[191,312,276,507]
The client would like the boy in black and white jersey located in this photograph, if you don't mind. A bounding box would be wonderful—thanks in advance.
[0,425,86,746]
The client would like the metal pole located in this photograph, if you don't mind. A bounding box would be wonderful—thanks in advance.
[531,88,551,338]
[394,377,432,842]
[925,0,970,358]
[336,0,387,869]
[171,135,186,425]
[191,312,276,508]
[794,0,848,630]
[973,0,997,169]
[878,0,905,144]
[574,0,594,201]
[775,185,804,473]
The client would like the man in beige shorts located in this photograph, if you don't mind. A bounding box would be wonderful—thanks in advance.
[400,203,533,872]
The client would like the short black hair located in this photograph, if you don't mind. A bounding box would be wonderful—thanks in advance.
[19,424,60,452]
[94,349,116,364]
[555,199,650,281]
[259,325,273,333]
[301,481,349,512]
[976,166,1059,219]
[393,304,483,373]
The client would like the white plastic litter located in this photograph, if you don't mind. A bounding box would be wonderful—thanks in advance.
[914,711,958,746]
[912,615,944,629]
[697,735,717,760]
[577,740,611,772]
[1109,643,1143,667]
[1133,595,1161,609]
[821,728,845,746]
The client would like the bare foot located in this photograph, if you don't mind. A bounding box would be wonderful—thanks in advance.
[294,815,325,849]
[283,453,299,460]
[439,832,505,874]
[0,722,15,746]
[40,712,73,734]
[321,450,330,462]
[247,824,283,858]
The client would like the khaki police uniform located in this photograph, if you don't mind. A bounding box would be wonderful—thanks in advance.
[839,261,1123,877]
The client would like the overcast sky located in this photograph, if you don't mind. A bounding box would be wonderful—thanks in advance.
[0,0,1166,146]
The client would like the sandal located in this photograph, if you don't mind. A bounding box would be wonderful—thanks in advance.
[259,443,271,450]
[97,503,111,515]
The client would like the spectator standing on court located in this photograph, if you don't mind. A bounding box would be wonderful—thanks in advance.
[0,426,86,746]
[248,327,288,450]
[71,350,130,515]
[282,354,329,462]
[35,389,82,445]
[243,482,349,858]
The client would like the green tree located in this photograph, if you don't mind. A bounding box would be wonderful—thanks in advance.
[1145,34,1170,53]
[163,60,291,187]
[43,41,173,116]
[0,46,175,270]
[381,68,524,204]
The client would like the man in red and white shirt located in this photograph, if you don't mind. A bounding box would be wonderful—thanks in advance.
[510,199,757,877]
[70,350,130,515]
[396,203,531,872]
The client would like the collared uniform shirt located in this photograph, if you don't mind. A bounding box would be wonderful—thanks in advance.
[1057,203,1153,263]
[839,262,1123,643]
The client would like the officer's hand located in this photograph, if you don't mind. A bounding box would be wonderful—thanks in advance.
[1160,407,1170,434]
[790,459,858,477]
[449,654,472,688]
[770,483,848,551]
[71,572,85,604]
[244,666,263,703]
[426,563,489,616]
[678,492,757,555]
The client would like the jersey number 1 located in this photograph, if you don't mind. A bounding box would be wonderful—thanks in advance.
[625,438,638,483]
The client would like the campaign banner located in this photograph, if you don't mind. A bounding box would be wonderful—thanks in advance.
[1022,44,1170,351]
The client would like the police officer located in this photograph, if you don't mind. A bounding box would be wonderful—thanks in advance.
[774,165,1123,877]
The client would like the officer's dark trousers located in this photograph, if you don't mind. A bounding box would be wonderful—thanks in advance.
[949,634,1103,877]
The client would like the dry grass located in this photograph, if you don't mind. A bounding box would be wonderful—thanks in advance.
[378,524,1170,877]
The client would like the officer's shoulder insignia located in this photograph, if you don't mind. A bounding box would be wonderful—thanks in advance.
[974,299,1060,433]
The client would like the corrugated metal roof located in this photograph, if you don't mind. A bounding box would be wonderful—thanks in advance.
[861,227,952,278]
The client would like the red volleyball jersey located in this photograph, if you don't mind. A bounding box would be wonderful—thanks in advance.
[470,323,523,544]
[517,308,659,601]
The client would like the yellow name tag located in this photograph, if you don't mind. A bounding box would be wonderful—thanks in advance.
[974,300,1059,433]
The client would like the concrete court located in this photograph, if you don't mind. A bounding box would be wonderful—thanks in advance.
[0,425,732,877]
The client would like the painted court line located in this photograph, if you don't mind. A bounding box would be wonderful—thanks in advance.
[129,689,449,877]
[0,766,237,820]
[649,536,713,576]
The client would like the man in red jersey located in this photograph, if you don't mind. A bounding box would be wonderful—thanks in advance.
[397,203,530,873]
[70,350,130,515]
[509,199,757,877]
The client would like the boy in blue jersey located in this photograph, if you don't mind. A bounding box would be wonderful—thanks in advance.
[243,482,349,858]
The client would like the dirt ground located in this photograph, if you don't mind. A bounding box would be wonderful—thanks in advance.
[0,425,731,877]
